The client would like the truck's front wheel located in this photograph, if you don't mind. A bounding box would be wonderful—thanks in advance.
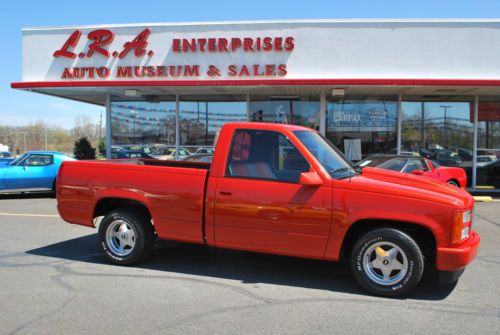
[350,228,424,297]
[98,209,154,265]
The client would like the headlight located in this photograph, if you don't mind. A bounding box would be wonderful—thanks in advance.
[461,226,470,240]
[451,209,473,244]
[462,210,472,224]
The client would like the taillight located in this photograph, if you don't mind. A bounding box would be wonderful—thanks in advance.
[451,209,472,244]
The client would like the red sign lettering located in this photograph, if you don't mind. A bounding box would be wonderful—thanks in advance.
[53,30,82,59]
[87,29,114,58]
[118,28,151,59]
[53,28,293,80]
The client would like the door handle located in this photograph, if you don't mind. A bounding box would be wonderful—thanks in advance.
[219,191,232,196]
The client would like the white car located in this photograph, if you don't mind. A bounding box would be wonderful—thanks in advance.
[194,147,215,155]
[151,147,191,160]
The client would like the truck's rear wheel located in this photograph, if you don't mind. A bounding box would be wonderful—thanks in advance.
[350,228,424,297]
[98,209,154,265]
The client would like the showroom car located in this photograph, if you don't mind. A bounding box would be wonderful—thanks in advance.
[356,155,467,188]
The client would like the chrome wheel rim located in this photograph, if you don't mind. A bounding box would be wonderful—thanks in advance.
[363,241,408,286]
[105,220,136,256]
[448,181,458,187]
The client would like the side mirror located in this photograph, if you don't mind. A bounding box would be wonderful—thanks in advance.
[299,171,323,186]
[411,169,424,175]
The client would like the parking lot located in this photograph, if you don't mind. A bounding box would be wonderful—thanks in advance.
[0,195,499,334]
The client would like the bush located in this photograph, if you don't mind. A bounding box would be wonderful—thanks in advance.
[98,138,106,157]
[73,137,96,160]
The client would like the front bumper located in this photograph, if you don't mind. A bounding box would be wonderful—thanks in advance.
[436,231,480,271]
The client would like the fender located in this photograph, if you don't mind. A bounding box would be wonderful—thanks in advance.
[91,188,157,226]
[324,208,445,261]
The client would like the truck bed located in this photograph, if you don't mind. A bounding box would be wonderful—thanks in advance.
[57,158,209,243]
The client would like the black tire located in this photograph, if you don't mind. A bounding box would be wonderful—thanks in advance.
[350,228,424,297]
[447,180,459,187]
[49,179,57,199]
[98,209,155,265]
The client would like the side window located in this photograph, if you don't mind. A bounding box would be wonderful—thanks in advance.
[226,129,309,183]
[278,135,310,182]
[25,154,53,167]
[403,159,425,173]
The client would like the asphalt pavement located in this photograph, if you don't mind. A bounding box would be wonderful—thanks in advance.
[0,194,499,334]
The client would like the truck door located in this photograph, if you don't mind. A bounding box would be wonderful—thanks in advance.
[214,129,332,259]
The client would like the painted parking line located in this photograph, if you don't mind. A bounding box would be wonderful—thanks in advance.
[0,212,59,217]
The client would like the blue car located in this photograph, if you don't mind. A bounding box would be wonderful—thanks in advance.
[0,151,75,193]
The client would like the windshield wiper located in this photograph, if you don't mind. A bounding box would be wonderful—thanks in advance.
[329,167,359,180]
[329,167,354,175]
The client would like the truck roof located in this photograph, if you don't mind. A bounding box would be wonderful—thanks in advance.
[223,122,315,132]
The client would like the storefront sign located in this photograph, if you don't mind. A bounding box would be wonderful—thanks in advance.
[20,21,500,84]
[328,101,396,132]
[51,28,293,80]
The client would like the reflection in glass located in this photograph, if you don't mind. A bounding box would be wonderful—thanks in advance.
[179,101,247,146]
[401,102,474,172]
[111,101,176,147]
[110,100,246,159]
[249,99,319,129]
[476,102,500,190]
[401,102,474,155]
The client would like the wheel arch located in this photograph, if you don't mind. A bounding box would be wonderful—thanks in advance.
[93,197,153,225]
[340,219,437,264]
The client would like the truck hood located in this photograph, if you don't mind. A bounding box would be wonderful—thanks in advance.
[347,167,474,208]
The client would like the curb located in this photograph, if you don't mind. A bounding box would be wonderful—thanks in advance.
[473,196,493,202]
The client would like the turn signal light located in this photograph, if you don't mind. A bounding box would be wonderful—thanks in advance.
[451,209,472,244]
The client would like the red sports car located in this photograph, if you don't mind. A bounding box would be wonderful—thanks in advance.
[356,155,467,188]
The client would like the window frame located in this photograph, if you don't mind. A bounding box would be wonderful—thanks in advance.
[224,129,310,184]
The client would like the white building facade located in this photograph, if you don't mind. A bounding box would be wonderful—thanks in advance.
[12,19,500,191]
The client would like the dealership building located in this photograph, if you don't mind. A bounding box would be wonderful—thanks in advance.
[12,19,500,191]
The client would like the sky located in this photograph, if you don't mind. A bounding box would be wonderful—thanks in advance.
[1,0,499,129]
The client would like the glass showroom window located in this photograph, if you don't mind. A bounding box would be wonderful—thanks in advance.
[249,98,320,130]
[179,101,247,150]
[401,100,474,186]
[326,100,397,161]
[476,101,500,191]
[110,101,176,156]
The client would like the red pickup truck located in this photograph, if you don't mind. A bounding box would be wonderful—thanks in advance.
[57,122,479,296]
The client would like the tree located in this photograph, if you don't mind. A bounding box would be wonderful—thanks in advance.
[73,114,98,139]
[73,137,96,160]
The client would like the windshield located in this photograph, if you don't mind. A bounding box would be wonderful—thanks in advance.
[9,153,28,166]
[377,158,407,172]
[294,131,356,179]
